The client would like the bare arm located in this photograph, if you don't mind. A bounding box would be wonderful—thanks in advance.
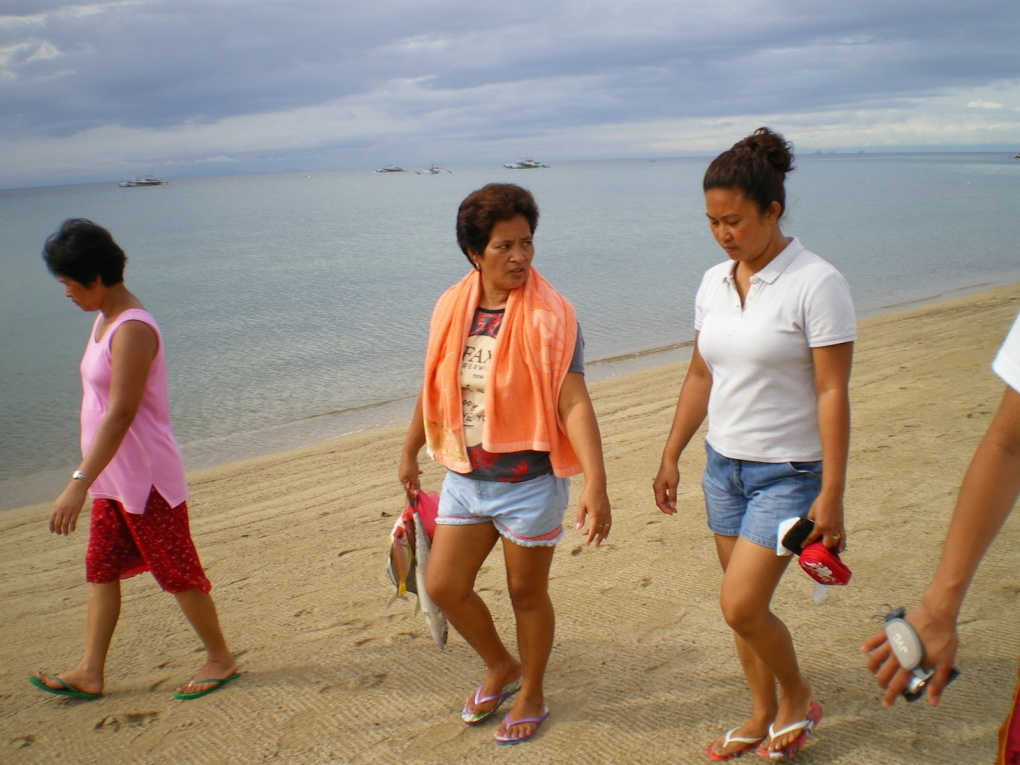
[863,385,1020,705]
[652,335,712,515]
[803,341,854,549]
[558,371,611,546]
[398,388,426,500]
[50,321,157,535]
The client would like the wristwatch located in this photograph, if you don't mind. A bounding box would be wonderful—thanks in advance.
[72,470,92,484]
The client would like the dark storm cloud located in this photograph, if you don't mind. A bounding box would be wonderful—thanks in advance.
[1,0,1018,187]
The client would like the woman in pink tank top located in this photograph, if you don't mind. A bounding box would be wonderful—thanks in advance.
[29,219,239,702]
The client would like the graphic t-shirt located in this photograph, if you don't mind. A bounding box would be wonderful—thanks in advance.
[461,307,583,482]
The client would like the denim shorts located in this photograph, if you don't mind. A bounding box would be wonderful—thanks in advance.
[437,470,570,547]
[701,441,822,550]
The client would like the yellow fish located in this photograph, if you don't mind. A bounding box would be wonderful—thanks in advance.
[386,506,417,599]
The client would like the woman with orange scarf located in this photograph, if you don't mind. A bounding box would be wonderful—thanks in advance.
[399,183,611,746]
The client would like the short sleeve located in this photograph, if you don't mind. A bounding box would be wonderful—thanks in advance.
[568,323,585,374]
[804,268,856,348]
[694,266,720,332]
[992,312,1020,393]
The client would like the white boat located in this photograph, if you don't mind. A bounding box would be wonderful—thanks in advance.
[416,164,450,175]
[374,164,406,173]
[503,158,549,169]
[119,177,166,187]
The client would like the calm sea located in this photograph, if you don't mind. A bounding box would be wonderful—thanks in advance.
[2,154,1019,509]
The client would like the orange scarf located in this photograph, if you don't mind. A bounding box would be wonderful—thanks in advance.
[422,268,581,477]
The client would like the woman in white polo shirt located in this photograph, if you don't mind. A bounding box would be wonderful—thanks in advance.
[653,128,856,761]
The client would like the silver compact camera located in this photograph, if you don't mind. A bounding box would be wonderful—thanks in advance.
[882,606,959,702]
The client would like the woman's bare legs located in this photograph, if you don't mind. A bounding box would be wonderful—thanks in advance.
[173,588,237,694]
[34,583,236,696]
[426,523,523,716]
[496,539,556,741]
[34,580,121,695]
[708,535,812,756]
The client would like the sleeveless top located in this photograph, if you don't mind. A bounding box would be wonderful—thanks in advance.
[80,309,187,514]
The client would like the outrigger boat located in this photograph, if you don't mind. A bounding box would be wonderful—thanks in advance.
[119,177,166,187]
[503,158,549,169]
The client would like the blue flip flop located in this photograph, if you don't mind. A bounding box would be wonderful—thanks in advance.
[29,674,102,700]
[173,672,241,700]
[494,707,549,745]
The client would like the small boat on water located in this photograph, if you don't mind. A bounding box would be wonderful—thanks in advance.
[119,177,166,187]
[1014,152,1020,159]
[416,164,450,175]
[503,158,549,169]
[375,164,406,173]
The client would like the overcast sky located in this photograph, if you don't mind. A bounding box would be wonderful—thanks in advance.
[2,0,1018,189]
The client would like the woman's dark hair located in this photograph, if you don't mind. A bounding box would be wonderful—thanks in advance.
[42,218,127,286]
[456,183,539,264]
[703,127,795,216]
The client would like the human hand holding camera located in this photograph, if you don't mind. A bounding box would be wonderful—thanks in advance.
[862,603,961,706]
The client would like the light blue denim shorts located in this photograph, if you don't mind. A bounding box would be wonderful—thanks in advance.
[437,470,570,547]
[701,441,822,550]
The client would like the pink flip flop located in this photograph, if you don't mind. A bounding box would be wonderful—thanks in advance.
[461,677,522,725]
[494,707,549,745]
[756,702,823,760]
[706,727,766,761]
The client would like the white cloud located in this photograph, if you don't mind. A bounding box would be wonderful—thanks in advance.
[24,40,60,62]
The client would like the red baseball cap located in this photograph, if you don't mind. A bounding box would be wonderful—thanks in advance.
[798,542,852,586]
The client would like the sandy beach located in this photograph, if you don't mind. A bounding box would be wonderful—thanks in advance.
[3,282,1019,765]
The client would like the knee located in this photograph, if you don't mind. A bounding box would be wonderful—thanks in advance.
[719,596,767,636]
[425,570,469,610]
[506,577,549,612]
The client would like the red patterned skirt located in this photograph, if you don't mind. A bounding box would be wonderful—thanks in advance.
[85,488,211,594]
[999,663,1020,765]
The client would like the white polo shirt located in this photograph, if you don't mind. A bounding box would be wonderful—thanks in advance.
[695,237,856,462]
[992,312,1020,393]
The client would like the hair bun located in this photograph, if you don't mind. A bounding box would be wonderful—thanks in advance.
[703,127,795,216]
[737,127,794,175]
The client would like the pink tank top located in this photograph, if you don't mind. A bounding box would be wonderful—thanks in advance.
[80,309,187,514]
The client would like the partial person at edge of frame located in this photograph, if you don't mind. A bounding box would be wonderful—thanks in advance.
[863,310,1020,765]
[652,128,856,761]
[29,219,238,702]
[399,183,612,746]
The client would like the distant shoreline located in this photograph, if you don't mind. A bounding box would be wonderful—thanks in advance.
[4,149,1019,193]
[4,276,1018,513]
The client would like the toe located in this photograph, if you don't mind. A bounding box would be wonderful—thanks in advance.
[34,672,61,690]
[176,678,215,694]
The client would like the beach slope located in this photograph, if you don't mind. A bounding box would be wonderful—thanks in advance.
[2,283,1019,764]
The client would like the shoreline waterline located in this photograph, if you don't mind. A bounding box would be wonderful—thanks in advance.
[5,277,1018,513]
[6,153,1020,496]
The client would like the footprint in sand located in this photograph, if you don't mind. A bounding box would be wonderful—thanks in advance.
[93,712,161,732]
